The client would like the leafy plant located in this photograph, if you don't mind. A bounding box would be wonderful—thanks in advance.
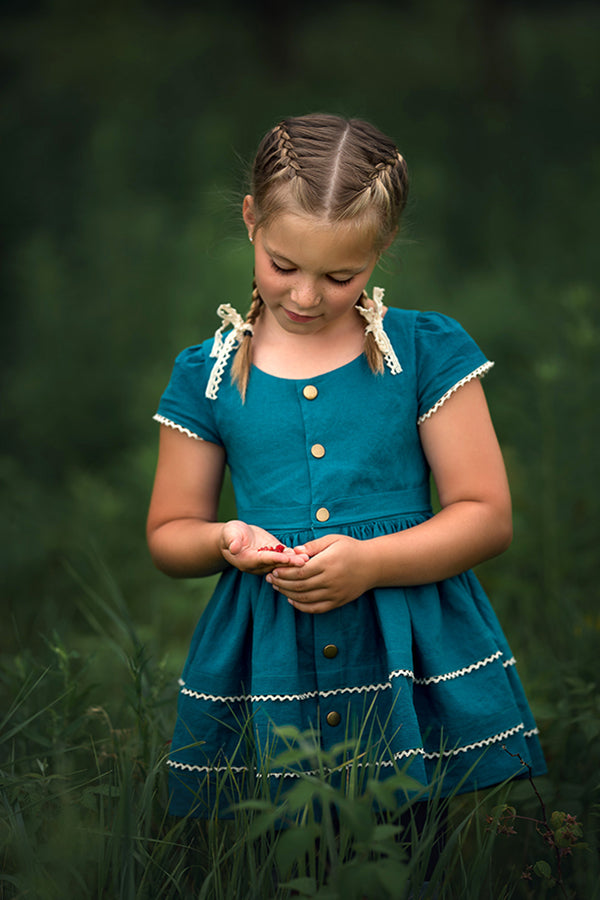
[486,750,587,899]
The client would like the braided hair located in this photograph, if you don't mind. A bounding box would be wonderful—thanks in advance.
[233,114,409,399]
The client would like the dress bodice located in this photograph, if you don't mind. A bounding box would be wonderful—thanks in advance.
[155,307,492,535]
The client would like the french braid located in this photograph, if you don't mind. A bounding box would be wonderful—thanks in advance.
[366,151,409,220]
[274,123,301,176]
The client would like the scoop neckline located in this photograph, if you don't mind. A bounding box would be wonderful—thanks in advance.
[251,351,366,383]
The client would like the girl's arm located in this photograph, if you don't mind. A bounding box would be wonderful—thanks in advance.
[147,426,307,578]
[364,376,513,585]
[267,379,513,612]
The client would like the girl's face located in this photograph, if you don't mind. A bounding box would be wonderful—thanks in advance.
[243,197,380,338]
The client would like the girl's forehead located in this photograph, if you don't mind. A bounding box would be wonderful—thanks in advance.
[261,212,379,265]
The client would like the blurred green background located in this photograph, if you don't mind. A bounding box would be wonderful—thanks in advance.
[1,0,599,834]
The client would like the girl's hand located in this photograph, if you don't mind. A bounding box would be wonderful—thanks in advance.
[221,520,309,575]
[266,534,372,614]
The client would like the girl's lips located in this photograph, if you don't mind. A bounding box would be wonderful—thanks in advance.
[284,308,320,323]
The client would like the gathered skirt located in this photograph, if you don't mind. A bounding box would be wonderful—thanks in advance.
[166,511,546,818]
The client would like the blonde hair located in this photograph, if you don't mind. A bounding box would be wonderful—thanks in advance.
[233,114,409,399]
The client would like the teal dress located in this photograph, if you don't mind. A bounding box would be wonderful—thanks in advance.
[154,306,546,818]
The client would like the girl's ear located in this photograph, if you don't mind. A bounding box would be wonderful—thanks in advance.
[242,195,256,239]
[381,228,398,253]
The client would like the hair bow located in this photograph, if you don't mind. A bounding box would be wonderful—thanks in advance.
[205,304,253,400]
[356,287,402,375]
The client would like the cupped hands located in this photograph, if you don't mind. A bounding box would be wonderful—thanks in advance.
[266,534,373,614]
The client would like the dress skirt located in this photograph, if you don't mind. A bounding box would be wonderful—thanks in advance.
[166,509,546,818]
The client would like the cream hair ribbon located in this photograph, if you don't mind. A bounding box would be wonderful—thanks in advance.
[205,303,253,400]
[356,287,402,375]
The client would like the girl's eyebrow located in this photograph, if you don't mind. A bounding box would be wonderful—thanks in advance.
[267,249,297,266]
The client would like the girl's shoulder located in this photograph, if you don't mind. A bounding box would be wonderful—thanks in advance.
[170,335,217,371]
[383,307,493,424]
[384,307,488,366]
[384,306,474,344]
[154,335,224,445]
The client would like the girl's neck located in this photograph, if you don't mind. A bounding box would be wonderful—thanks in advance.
[251,308,366,379]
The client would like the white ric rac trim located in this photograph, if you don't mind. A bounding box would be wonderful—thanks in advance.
[417,361,495,425]
[180,681,393,704]
[178,650,513,705]
[166,723,540,776]
[153,414,204,441]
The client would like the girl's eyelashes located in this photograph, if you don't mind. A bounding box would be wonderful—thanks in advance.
[270,260,295,275]
[328,275,354,286]
[269,259,353,286]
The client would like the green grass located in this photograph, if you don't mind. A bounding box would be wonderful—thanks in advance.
[1,569,597,899]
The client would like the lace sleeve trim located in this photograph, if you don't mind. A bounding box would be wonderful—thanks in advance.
[417,361,494,425]
[153,414,205,441]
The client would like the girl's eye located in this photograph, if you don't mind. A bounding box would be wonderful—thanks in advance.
[269,259,353,286]
[270,260,295,275]
[328,275,354,286]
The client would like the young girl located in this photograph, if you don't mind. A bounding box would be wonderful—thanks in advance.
[148,114,546,820]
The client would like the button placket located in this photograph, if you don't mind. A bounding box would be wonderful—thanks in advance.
[301,383,330,525]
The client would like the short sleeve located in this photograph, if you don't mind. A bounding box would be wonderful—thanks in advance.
[153,343,223,445]
[415,311,494,424]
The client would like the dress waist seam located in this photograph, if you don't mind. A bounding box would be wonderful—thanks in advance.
[236,487,432,532]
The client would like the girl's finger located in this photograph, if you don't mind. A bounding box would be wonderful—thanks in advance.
[293,535,338,557]
[287,597,334,615]
[268,565,322,587]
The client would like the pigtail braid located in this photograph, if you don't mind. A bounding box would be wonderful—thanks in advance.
[230,280,264,402]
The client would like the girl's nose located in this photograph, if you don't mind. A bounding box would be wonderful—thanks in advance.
[290,280,321,309]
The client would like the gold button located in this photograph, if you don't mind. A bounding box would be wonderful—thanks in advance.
[326,711,341,727]
[303,385,318,400]
[323,644,338,659]
[316,507,330,522]
[311,443,325,459]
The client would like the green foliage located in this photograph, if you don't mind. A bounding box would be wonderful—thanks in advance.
[488,785,587,896]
